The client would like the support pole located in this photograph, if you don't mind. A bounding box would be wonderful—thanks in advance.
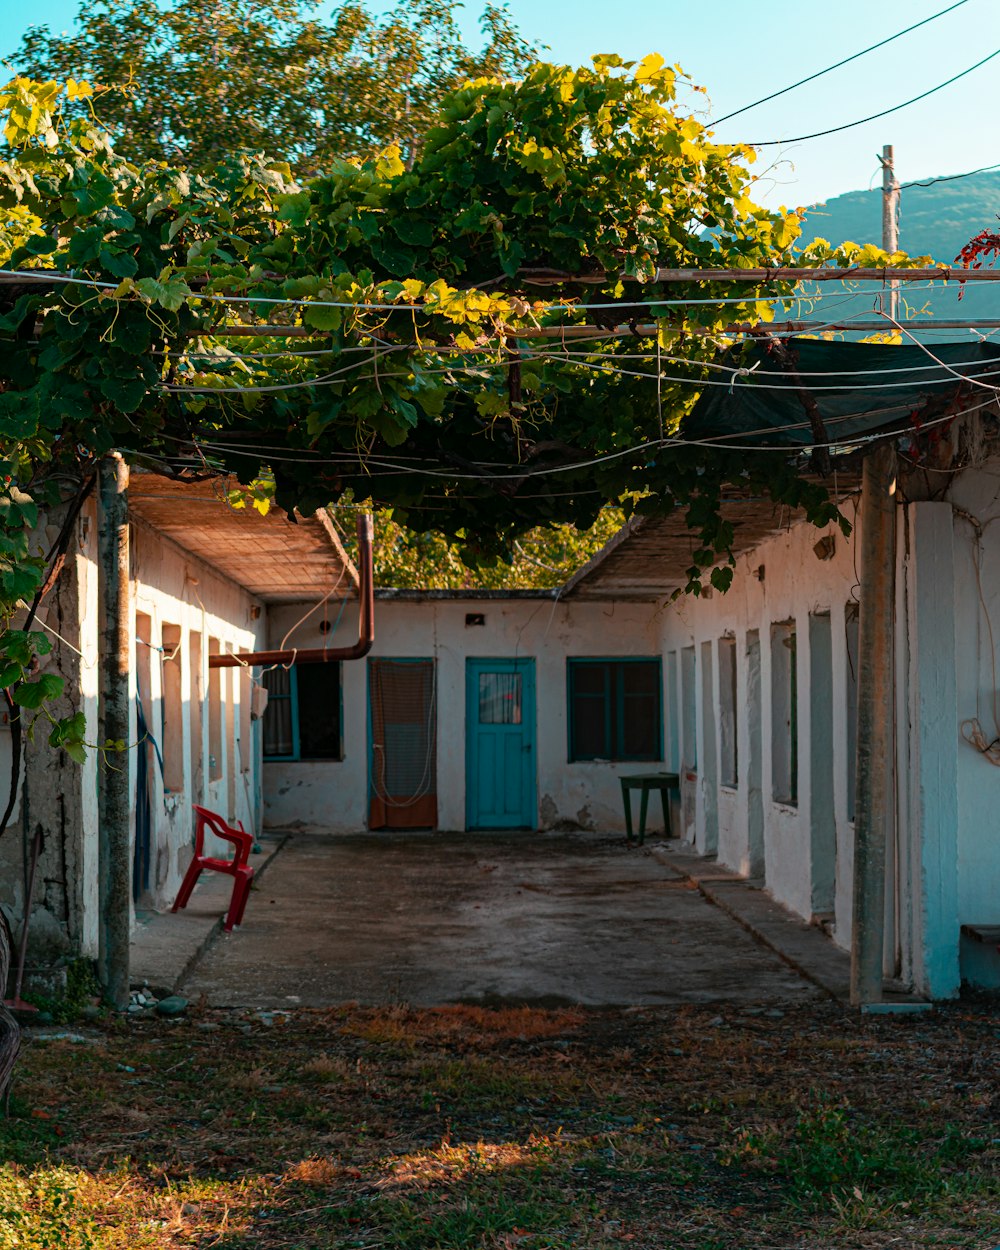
[97,454,131,1010]
[850,443,896,1006]
[881,144,900,322]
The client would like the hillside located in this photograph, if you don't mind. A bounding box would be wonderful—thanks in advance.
[794,170,1000,329]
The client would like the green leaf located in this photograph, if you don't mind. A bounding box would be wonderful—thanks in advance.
[1,565,41,600]
[22,234,58,256]
[13,672,64,709]
[99,248,138,278]
[370,239,415,275]
[392,216,434,247]
[135,275,190,311]
[303,303,341,332]
[0,662,22,688]
[0,293,41,335]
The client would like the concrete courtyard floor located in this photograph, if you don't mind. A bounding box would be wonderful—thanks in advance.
[134,830,853,1009]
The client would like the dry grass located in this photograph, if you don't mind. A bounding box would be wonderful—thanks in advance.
[0,999,996,1248]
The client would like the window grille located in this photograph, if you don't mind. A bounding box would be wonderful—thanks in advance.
[567,659,662,762]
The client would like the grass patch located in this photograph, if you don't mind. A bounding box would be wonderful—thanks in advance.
[0,1002,995,1247]
[722,1094,989,1202]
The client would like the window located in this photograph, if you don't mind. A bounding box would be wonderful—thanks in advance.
[189,630,204,803]
[771,622,798,805]
[681,646,696,769]
[263,662,342,760]
[161,623,183,793]
[568,659,662,762]
[719,635,738,788]
[238,664,251,773]
[479,671,522,724]
[208,636,222,781]
[666,651,680,771]
[845,603,859,822]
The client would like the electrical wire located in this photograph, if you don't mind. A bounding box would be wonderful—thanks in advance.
[0,267,958,314]
[159,349,1000,396]
[901,161,1000,190]
[151,391,998,480]
[747,45,1000,147]
[712,1,969,125]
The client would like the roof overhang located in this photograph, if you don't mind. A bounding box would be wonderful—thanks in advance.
[562,475,861,602]
[128,473,357,604]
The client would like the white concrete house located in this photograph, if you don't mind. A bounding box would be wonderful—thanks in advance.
[7,420,1000,1004]
[1,473,355,965]
[263,591,662,835]
[558,432,1000,1000]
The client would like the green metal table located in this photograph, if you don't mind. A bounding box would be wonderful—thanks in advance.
[620,771,680,845]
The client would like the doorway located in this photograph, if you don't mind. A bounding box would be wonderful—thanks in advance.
[368,659,438,829]
[466,658,536,830]
[746,629,765,879]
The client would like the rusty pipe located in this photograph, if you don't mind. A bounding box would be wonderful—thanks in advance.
[209,513,374,668]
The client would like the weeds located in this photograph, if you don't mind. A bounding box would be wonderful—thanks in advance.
[720,1091,992,1220]
[22,958,102,1024]
[0,1002,995,1248]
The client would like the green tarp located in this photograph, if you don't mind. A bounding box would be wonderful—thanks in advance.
[681,338,1000,448]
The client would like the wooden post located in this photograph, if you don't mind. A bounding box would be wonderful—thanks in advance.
[97,454,131,1010]
[850,443,896,1006]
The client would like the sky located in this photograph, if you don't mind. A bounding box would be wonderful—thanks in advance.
[0,0,997,212]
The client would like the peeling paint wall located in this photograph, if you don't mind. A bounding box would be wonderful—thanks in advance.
[4,500,101,965]
[263,598,662,833]
[128,517,264,912]
[10,503,266,969]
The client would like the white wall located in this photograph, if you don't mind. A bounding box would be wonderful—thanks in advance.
[660,507,862,950]
[657,469,1000,996]
[129,519,265,911]
[942,470,1000,990]
[263,597,662,833]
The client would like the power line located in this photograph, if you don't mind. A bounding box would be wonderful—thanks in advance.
[901,161,1000,190]
[0,266,945,311]
[713,1,969,126]
[747,45,1000,147]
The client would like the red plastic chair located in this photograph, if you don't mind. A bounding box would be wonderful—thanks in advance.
[172,805,254,932]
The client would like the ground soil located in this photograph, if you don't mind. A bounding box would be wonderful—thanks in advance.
[1,997,997,1248]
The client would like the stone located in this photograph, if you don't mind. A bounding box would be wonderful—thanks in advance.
[155,996,189,1018]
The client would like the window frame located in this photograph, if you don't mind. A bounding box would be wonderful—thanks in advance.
[567,657,663,763]
[770,622,799,807]
[718,635,739,789]
[262,662,343,762]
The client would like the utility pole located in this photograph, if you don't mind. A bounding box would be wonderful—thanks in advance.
[850,145,899,1007]
[881,144,900,321]
[97,454,131,1010]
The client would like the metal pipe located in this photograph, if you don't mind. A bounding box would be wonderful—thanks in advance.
[209,513,374,669]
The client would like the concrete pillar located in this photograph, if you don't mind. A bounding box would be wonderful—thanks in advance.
[97,456,131,1009]
[905,502,960,998]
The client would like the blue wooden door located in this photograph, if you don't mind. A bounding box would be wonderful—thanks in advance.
[466,659,536,829]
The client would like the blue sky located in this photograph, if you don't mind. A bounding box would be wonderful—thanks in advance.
[1,0,997,215]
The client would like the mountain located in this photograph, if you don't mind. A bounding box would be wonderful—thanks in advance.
[794,170,1000,330]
